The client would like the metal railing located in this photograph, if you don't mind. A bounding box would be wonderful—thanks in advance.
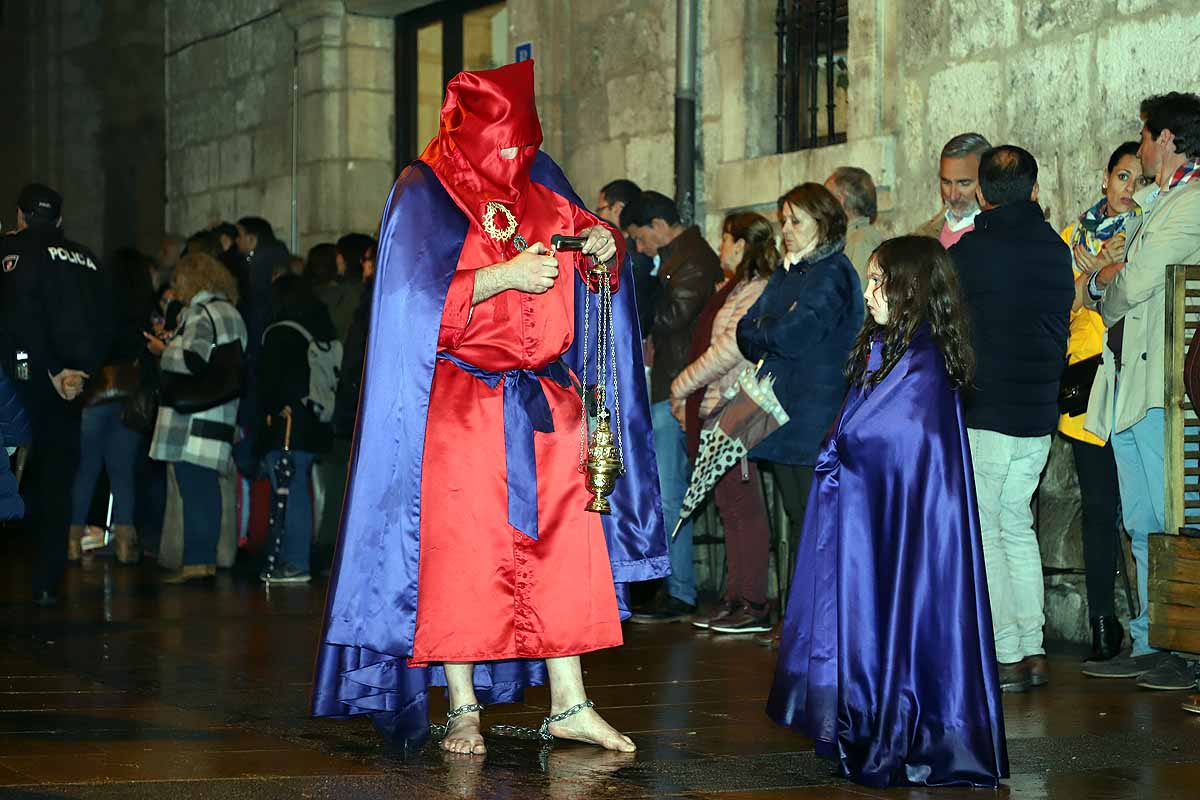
[776,0,849,153]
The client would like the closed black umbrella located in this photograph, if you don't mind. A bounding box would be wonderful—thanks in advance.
[261,407,294,581]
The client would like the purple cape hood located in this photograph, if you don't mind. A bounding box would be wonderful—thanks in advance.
[310,154,668,748]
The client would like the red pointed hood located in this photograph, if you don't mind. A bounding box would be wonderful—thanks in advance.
[420,60,543,225]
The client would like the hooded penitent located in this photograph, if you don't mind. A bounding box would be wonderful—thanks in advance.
[311,60,668,748]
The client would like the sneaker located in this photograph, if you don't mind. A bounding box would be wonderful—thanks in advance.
[998,661,1031,693]
[1136,654,1198,691]
[1082,650,1173,679]
[628,595,696,624]
[261,564,312,584]
[1182,694,1200,714]
[710,604,772,634]
[692,601,739,630]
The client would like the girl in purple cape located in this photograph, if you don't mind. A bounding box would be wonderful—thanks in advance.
[767,236,1009,788]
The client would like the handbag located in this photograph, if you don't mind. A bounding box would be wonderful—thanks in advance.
[82,360,141,407]
[120,356,160,435]
[1057,354,1101,417]
[160,302,244,414]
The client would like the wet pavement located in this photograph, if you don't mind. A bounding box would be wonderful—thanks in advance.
[1,539,1199,798]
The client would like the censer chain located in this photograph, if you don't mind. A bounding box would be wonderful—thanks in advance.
[578,276,591,473]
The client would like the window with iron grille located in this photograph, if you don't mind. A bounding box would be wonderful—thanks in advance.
[776,0,849,153]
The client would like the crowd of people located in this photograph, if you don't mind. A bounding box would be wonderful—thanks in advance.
[3,59,1200,785]
[602,91,1200,712]
[1,197,378,598]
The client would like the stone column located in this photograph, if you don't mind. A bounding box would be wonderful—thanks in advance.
[282,0,395,252]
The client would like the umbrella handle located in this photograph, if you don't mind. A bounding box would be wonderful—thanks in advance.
[282,406,293,452]
[670,517,684,541]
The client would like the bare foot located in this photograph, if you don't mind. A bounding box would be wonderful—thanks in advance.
[547,706,636,752]
[440,711,486,755]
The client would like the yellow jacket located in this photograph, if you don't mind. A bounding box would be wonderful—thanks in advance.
[1058,221,1108,445]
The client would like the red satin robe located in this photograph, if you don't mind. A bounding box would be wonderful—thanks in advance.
[410,182,625,666]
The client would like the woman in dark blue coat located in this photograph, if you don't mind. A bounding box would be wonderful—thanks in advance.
[737,183,863,634]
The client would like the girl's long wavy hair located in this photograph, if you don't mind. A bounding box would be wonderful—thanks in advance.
[845,236,974,390]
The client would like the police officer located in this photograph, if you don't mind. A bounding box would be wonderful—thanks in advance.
[1,183,113,607]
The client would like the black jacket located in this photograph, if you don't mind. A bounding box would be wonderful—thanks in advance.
[107,277,156,366]
[237,238,290,428]
[951,201,1074,437]
[627,240,660,339]
[0,226,114,381]
[257,297,336,455]
[650,226,723,404]
[333,279,370,439]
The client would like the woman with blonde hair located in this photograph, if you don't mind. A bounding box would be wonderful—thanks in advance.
[144,252,247,583]
[671,211,777,634]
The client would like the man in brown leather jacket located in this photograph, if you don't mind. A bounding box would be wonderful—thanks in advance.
[621,191,722,621]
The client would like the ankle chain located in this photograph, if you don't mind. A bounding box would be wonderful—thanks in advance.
[490,698,595,743]
[429,702,484,739]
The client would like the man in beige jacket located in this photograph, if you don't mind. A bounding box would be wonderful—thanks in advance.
[1081,92,1200,696]
[825,167,883,289]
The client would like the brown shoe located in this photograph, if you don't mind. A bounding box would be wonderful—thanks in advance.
[112,525,140,565]
[67,524,85,562]
[999,661,1031,693]
[1025,654,1049,687]
[1182,694,1200,714]
[162,564,215,584]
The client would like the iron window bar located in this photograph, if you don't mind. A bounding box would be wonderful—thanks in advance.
[776,0,849,153]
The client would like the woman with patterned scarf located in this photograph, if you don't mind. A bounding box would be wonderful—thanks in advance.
[1058,140,1148,664]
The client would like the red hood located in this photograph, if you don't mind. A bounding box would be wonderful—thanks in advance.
[420,60,543,224]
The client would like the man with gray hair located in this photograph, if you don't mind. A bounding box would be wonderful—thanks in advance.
[916,132,993,248]
[825,166,884,288]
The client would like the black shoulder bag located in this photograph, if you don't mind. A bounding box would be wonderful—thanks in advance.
[160,302,244,414]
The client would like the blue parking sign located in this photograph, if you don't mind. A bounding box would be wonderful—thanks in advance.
[515,42,532,63]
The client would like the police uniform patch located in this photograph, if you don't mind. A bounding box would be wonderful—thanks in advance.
[1,255,17,272]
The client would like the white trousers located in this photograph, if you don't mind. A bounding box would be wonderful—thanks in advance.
[967,428,1052,664]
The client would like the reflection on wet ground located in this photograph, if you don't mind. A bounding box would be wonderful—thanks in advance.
[1,544,1198,798]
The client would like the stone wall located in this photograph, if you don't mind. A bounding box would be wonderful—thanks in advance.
[505,0,776,232]
[0,1,164,256]
[893,0,1200,236]
[514,0,1200,240]
[164,0,394,253]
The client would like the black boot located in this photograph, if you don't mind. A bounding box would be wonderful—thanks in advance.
[1086,616,1124,662]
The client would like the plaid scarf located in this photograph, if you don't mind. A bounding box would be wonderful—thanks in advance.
[1167,158,1200,191]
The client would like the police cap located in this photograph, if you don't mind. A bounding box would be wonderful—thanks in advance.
[17,183,63,224]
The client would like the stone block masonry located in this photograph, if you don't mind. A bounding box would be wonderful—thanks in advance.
[165,0,395,254]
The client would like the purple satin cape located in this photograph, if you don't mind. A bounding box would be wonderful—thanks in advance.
[310,154,667,748]
[766,328,1009,788]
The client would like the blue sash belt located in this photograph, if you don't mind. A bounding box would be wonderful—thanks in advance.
[437,352,572,540]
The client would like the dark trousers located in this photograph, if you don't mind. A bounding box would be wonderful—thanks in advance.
[768,462,815,596]
[315,436,351,565]
[713,460,771,606]
[770,462,815,533]
[1068,435,1121,618]
[174,461,222,566]
[17,373,83,596]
